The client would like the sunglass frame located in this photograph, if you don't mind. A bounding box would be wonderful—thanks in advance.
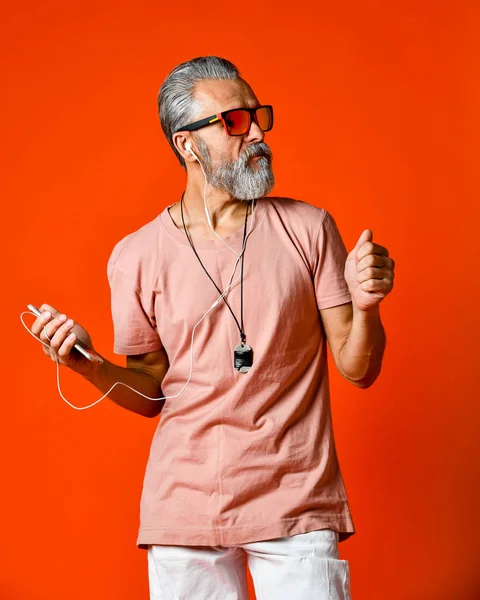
[174,105,274,136]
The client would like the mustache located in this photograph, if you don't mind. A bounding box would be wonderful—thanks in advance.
[241,142,272,160]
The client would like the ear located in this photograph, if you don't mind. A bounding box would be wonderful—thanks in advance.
[172,133,197,163]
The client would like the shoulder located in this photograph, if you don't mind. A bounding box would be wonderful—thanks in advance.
[265,196,328,225]
[264,197,331,242]
[264,197,347,263]
[107,214,161,288]
[107,215,160,273]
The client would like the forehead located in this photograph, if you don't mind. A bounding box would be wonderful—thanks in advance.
[192,78,259,117]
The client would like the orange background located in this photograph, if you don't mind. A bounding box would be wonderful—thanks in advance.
[3,0,478,598]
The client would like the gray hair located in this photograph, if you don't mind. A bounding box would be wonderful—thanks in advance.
[157,56,240,168]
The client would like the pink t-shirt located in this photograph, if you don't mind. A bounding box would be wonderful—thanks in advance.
[107,196,356,549]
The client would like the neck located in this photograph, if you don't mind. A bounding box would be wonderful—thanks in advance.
[182,166,250,230]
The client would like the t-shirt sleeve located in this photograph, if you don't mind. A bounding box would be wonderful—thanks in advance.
[312,210,352,310]
[107,239,163,355]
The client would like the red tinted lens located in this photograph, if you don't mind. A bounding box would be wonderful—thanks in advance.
[255,106,273,131]
[224,110,250,135]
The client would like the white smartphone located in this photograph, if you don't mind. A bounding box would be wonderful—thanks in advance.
[27,303,104,364]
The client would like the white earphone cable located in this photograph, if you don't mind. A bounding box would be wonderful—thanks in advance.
[189,145,243,258]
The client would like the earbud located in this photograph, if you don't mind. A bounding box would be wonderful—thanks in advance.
[186,142,200,163]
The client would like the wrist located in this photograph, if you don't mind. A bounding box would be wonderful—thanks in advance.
[74,355,105,380]
[352,301,380,319]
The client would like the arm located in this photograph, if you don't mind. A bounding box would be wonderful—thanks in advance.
[105,237,169,417]
[314,211,393,389]
[83,348,169,418]
[338,225,393,387]
[320,302,386,389]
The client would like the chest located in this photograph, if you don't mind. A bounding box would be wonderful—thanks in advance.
[153,233,320,358]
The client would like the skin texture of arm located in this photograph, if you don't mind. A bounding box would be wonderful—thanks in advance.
[125,348,169,417]
[320,301,386,389]
[80,348,169,418]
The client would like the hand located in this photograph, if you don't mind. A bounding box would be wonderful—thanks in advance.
[30,303,96,374]
[344,230,395,312]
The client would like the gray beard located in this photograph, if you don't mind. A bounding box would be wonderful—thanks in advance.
[195,138,275,200]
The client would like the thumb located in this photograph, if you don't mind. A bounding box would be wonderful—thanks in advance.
[354,229,373,259]
[354,229,372,249]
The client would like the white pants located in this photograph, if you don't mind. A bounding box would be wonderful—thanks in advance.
[147,528,351,599]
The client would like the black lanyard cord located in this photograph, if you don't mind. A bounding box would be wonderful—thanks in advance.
[180,193,251,345]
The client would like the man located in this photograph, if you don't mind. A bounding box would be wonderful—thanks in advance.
[32,56,394,599]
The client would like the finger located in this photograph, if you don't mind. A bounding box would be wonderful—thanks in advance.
[40,304,60,318]
[360,278,390,293]
[356,253,387,272]
[41,313,69,343]
[58,331,77,358]
[31,310,53,336]
[39,329,52,346]
[356,242,389,262]
[49,318,76,351]
[49,347,60,362]
[40,315,66,344]
[357,267,388,284]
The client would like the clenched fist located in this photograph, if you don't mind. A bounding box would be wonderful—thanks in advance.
[344,230,395,312]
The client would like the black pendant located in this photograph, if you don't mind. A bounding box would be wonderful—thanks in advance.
[234,344,253,373]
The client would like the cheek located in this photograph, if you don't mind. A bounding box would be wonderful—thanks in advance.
[218,141,243,164]
[201,128,244,164]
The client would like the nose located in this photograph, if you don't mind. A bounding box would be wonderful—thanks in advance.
[244,118,265,145]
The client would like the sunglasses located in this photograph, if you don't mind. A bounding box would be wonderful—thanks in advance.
[174,105,274,137]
